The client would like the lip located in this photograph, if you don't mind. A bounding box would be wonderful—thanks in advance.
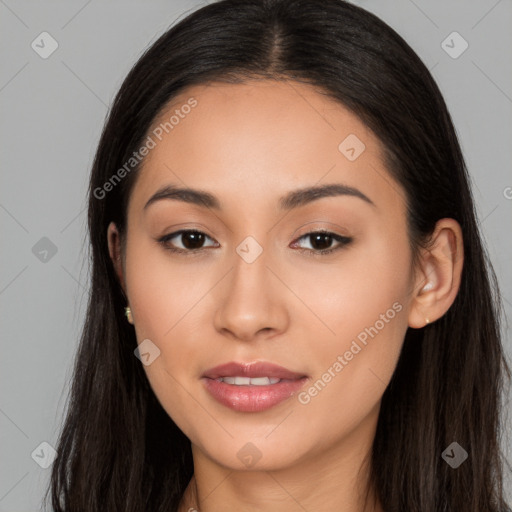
[202,361,307,380]
[201,361,309,412]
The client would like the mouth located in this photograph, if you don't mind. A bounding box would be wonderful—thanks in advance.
[201,361,309,412]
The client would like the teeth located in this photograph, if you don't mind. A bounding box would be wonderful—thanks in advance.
[218,376,281,385]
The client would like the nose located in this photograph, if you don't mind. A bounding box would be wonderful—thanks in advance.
[212,246,290,343]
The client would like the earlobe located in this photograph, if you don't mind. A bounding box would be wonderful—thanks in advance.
[407,218,464,329]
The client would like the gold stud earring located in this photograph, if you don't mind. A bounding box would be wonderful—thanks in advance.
[125,306,133,324]
[425,318,430,325]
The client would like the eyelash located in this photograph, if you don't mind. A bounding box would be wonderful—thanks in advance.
[157,229,353,257]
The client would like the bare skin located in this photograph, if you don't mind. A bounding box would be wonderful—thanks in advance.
[107,79,463,512]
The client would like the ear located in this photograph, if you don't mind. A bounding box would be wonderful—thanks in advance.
[107,221,127,296]
[408,218,464,328]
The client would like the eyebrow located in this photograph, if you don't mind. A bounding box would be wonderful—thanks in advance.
[143,182,375,211]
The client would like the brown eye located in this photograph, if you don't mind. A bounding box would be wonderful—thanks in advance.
[158,230,217,254]
[177,231,206,249]
[292,231,352,255]
[309,232,334,251]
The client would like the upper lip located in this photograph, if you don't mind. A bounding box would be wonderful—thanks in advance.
[202,361,307,380]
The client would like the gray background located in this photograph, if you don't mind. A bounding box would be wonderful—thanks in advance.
[1,0,511,510]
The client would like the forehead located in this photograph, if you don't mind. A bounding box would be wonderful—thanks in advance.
[149,79,375,153]
[129,79,405,216]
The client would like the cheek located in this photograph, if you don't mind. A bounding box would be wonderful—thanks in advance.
[125,236,210,337]
[289,227,411,343]
[124,239,209,431]
[293,232,411,412]
[123,238,208,402]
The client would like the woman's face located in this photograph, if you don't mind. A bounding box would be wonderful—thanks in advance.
[110,79,420,471]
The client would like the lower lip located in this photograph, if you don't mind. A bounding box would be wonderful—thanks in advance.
[202,377,309,412]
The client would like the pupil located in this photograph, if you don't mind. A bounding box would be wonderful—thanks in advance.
[183,231,204,249]
[311,233,332,250]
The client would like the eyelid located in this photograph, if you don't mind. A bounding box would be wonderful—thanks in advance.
[291,220,351,238]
